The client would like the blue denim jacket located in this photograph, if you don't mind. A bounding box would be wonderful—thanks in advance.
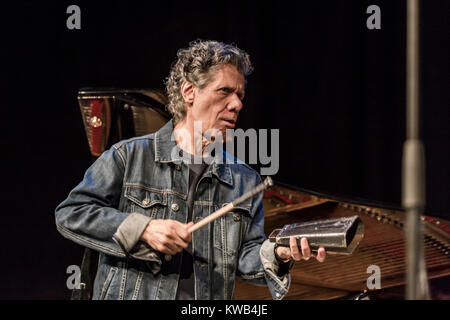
[55,120,290,300]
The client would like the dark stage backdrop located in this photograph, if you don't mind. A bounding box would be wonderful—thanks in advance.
[1,1,448,299]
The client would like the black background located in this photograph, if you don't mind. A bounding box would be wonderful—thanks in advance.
[1,0,449,299]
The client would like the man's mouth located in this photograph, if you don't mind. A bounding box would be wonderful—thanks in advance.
[222,119,236,128]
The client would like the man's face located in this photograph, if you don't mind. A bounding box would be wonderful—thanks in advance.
[190,64,245,138]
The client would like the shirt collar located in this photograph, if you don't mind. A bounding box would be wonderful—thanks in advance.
[154,119,233,187]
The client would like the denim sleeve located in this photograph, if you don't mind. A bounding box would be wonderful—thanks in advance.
[55,144,160,265]
[236,177,290,300]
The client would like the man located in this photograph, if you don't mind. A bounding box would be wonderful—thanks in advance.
[55,40,325,300]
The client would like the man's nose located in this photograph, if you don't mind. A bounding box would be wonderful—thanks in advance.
[227,94,243,112]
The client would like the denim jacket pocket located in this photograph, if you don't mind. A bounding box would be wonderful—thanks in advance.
[100,266,118,300]
[214,204,251,257]
[124,185,168,219]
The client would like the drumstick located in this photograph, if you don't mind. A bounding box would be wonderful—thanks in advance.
[187,177,274,233]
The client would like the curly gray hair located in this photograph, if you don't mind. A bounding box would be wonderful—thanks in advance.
[165,40,253,125]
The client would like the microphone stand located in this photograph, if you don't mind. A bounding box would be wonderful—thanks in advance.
[402,0,430,300]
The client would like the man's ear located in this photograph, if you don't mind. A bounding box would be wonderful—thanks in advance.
[181,81,195,105]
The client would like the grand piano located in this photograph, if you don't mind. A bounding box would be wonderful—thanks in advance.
[76,88,450,300]
[235,183,450,299]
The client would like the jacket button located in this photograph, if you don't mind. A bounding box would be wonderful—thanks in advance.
[165,254,172,262]
[171,203,179,212]
[175,164,182,171]
[142,198,150,206]
[233,213,241,221]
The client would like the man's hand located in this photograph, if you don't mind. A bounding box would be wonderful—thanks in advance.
[276,237,326,263]
[140,219,194,255]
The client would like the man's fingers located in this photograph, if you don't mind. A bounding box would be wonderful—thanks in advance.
[286,237,326,263]
[172,221,192,242]
[290,237,302,261]
[285,238,327,263]
[142,219,199,255]
[185,221,195,230]
[166,229,190,250]
[184,222,195,241]
[157,240,178,255]
[316,247,326,262]
[144,219,193,254]
[300,237,311,260]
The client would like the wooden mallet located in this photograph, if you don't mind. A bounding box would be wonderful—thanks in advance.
[187,177,274,233]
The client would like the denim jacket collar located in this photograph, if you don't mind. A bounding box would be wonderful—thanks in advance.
[154,119,178,163]
[154,119,233,187]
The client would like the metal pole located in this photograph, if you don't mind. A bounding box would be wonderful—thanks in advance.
[403,0,430,300]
